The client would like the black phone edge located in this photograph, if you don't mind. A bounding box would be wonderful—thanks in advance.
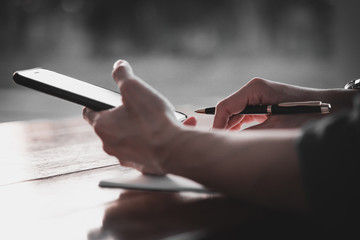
[13,71,115,111]
[12,69,188,121]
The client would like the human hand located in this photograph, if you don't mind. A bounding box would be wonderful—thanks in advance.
[83,60,183,175]
[213,78,324,129]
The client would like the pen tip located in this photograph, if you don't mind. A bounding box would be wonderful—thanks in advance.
[194,109,205,114]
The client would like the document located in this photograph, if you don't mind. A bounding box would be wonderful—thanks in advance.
[99,171,212,193]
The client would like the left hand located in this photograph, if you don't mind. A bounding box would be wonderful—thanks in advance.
[83,60,183,175]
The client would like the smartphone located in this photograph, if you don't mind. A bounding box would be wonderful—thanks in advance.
[13,68,187,121]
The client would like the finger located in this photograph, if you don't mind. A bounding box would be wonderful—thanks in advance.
[112,59,155,101]
[230,122,243,131]
[244,122,268,130]
[228,113,269,129]
[212,92,249,129]
[244,116,275,130]
[183,116,197,127]
[230,114,270,130]
[228,115,259,130]
[226,114,245,129]
[212,109,230,129]
[113,61,174,118]
[82,107,99,125]
[112,59,136,87]
[251,115,268,123]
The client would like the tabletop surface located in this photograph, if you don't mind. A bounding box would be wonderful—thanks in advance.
[0,100,327,239]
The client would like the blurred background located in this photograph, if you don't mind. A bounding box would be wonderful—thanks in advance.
[1,0,360,122]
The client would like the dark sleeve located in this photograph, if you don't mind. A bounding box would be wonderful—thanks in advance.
[297,94,360,228]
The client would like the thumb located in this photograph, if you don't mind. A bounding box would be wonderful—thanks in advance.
[243,117,273,130]
[112,59,137,87]
[111,59,175,119]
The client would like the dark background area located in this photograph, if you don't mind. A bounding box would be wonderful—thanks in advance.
[1,0,360,121]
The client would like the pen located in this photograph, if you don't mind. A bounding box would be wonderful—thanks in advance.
[195,101,331,115]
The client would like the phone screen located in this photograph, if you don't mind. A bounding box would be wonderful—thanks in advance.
[13,68,187,121]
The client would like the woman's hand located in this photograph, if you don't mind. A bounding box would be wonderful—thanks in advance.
[83,60,182,175]
[213,78,326,130]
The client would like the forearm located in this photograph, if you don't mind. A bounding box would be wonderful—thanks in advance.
[162,127,306,211]
[316,88,358,113]
[282,84,358,113]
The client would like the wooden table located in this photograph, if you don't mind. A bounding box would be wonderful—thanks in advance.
[0,116,328,240]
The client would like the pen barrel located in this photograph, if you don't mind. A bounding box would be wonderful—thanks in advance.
[204,108,216,114]
[201,104,330,115]
[271,105,323,114]
[240,105,269,114]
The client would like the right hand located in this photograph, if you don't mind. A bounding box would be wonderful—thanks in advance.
[213,78,324,130]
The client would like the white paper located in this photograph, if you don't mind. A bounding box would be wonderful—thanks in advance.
[99,171,212,193]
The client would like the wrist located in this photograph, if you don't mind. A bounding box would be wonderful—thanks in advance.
[315,88,358,113]
[280,85,356,113]
[158,126,204,175]
[154,118,184,174]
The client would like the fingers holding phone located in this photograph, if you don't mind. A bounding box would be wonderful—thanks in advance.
[83,60,182,175]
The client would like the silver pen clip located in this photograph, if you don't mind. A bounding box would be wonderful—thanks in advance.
[278,101,323,107]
